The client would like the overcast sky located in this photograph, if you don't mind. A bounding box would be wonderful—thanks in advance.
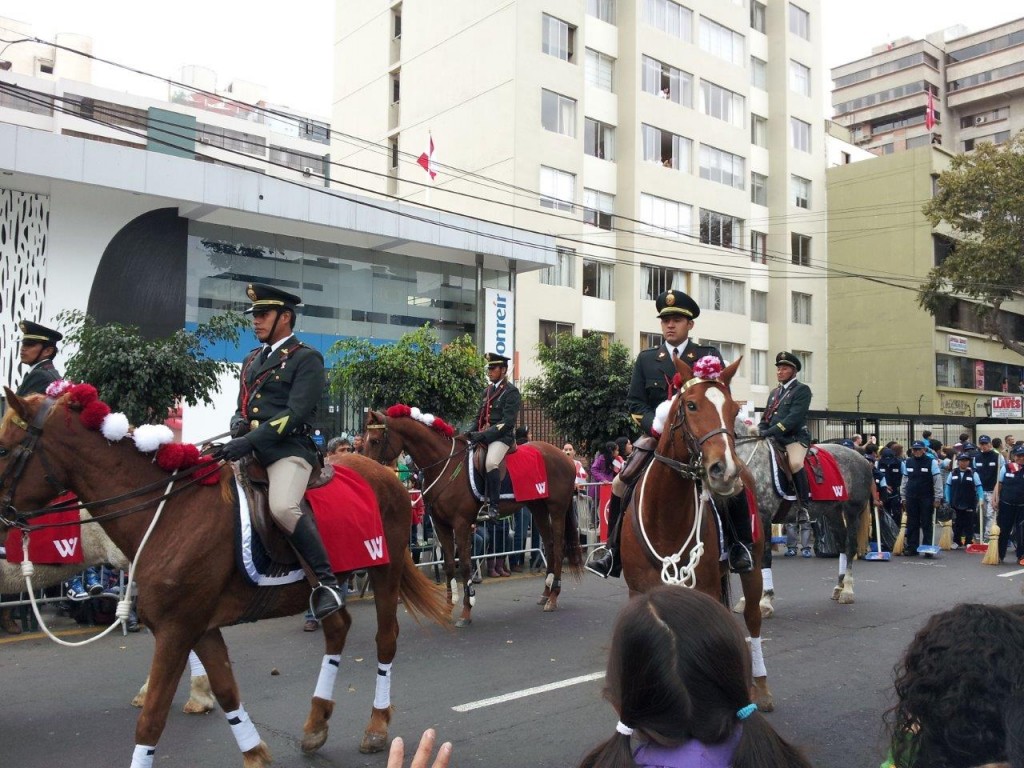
[0,1,1020,116]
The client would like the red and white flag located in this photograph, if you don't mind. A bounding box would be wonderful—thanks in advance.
[417,135,437,180]
[925,90,936,131]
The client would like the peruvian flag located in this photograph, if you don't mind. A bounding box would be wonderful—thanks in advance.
[925,90,936,131]
[417,135,437,180]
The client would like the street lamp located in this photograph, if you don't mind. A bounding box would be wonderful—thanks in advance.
[0,37,31,72]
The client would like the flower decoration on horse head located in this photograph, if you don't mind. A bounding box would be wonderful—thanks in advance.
[385,403,456,437]
[691,355,724,381]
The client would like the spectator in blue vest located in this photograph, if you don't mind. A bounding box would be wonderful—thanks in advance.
[877,447,903,527]
[992,444,1024,566]
[901,441,942,556]
[972,435,1004,540]
[944,453,984,549]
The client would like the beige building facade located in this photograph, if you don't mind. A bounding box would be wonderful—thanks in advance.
[334,0,830,406]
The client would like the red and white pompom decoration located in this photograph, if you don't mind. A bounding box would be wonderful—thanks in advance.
[133,424,175,453]
[692,355,723,381]
[651,397,675,438]
[100,412,130,442]
[46,379,74,398]
[388,403,456,437]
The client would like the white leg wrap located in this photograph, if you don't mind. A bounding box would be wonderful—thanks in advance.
[373,662,393,710]
[130,745,156,768]
[838,553,848,576]
[748,637,767,678]
[225,705,261,752]
[188,650,207,679]
[761,567,773,592]
[314,654,341,701]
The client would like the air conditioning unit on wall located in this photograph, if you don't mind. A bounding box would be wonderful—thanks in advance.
[302,166,314,176]
[975,115,988,125]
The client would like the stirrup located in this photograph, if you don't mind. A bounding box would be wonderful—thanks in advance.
[585,546,614,578]
[728,543,753,574]
[476,503,500,522]
[310,583,345,621]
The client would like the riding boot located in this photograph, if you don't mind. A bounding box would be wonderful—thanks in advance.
[727,495,754,574]
[586,494,623,578]
[792,468,811,524]
[479,469,501,522]
[288,514,345,621]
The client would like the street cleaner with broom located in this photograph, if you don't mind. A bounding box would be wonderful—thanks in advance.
[897,441,942,556]
[990,443,1024,565]
[944,452,983,549]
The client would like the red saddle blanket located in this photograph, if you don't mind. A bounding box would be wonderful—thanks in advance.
[4,493,84,565]
[305,467,390,571]
[505,445,550,502]
[805,450,849,502]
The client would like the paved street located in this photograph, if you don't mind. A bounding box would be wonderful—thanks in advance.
[2,550,1023,768]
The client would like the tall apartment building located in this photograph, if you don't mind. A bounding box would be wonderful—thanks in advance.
[334,0,829,406]
[831,16,1024,156]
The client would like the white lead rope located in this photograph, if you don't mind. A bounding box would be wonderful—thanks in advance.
[635,460,706,588]
[18,474,180,647]
[419,438,456,498]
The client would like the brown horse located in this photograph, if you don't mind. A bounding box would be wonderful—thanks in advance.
[0,388,450,766]
[618,357,774,712]
[363,406,583,626]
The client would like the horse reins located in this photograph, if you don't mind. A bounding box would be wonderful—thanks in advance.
[367,415,470,500]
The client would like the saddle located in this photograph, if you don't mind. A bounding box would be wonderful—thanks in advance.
[470,440,516,481]
[235,457,336,566]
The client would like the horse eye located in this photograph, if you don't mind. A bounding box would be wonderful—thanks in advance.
[686,401,697,411]
[0,447,7,457]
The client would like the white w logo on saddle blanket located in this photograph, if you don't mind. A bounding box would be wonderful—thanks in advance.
[53,538,79,559]
[363,536,385,560]
[467,444,551,503]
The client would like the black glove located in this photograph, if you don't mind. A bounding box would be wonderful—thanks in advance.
[219,437,254,461]
[229,416,249,438]
[757,426,771,438]
[466,431,483,444]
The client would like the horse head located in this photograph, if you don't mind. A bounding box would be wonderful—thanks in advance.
[659,356,744,497]
[364,409,403,464]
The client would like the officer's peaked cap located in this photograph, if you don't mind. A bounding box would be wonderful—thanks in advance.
[775,351,801,371]
[244,283,302,314]
[484,352,510,367]
[19,320,62,345]
[655,290,700,319]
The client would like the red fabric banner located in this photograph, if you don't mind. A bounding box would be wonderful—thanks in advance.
[4,493,84,565]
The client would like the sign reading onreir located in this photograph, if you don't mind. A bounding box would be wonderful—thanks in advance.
[483,288,515,361]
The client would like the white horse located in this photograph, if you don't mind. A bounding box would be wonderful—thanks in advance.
[1,511,215,713]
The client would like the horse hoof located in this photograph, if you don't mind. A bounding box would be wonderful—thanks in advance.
[454,617,472,628]
[536,596,548,606]
[759,595,775,619]
[182,675,216,714]
[732,597,746,614]
[301,727,329,754]
[359,730,388,754]
[831,586,842,601]
[838,592,855,605]
[130,692,145,709]
[758,693,776,713]
[543,600,557,612]
[242,741,273,768]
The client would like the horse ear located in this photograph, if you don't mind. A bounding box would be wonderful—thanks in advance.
[3,387,29,422]
[674,356,693,382]
[719,357,742,387]
[366,410,383,425]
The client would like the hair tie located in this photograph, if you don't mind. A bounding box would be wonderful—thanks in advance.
[737,703,758,720]
[615,721,634,736]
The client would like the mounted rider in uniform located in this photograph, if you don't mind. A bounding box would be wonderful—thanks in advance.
[586,289,754,578]
[218,283,345,620]
[469,352,521,522]
[758,351,813,526]
[15,321,63,397]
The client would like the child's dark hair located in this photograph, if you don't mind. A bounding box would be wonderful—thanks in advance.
[577,587,812,768]
[887,603,1024,768]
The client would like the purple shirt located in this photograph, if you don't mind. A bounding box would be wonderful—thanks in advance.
[633,728,741,768]
[591,454,616,483]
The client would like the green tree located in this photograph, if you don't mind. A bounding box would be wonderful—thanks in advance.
[57,309,247,425]
[921,131,1024,355]
[328,324,484,425]
[522,333,635,456]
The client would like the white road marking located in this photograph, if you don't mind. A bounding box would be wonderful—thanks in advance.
[998,568,1024,578]
[451,671,605,712]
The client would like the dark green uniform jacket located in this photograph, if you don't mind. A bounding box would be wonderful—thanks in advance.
[17,360,61,397]
[475,379,521,447]
[231,336,325,467]
[759,380,812,446]
[626,340,721,436]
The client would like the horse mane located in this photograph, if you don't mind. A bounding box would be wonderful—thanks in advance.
[384,404,456,437]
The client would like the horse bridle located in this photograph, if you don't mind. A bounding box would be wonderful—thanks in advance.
[654,379,734,480]
[0,398,68,524]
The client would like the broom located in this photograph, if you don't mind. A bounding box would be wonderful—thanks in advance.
[892,510,907,555]
[981,524,1001,565]
[938,517,953,550]
[965,501,988,554]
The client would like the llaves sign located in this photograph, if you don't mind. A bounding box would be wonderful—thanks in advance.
[484,288,515,360]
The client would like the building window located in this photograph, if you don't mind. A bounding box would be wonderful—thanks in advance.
[393,7,402,38]
[751,290,767,323]
[641,0,693,41]
[584,188,614,230]
[539,166,576,212]
[641,55,693,106]
[699,144,745,190]
[750,56,767,89]
[751,114,768,147]
[700,81,745,128]
[789,60,811,96]
[640,194,692,239]
[791,175,810,208]
[584,118,615,160]
[699,275,746,314]
[389,138,399,169]
[751,172,768,205]
[751,349,767,385]
[791,233,811,266]
[541,89,576,136]
[585,49,615,91]
[750,231,767,264]
[542,14,576,62]
[540,320,575,348]
[642,124,692,171]
[540,246,576,288]
[751,1,766,32]
[792,292,812,324]
[583,259,614,299]
[906,134,933,149]
[699,17,745,67]
[640,331,664,349]
[700,209,742,249]
[793,351,811,382]
[790,117,811,152]
[788,3,810,40]
[391,72,401,104]
[586,0,616,24]
[641,265,688,300]
[701,338,743,365]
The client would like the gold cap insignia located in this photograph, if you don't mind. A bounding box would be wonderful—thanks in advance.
[665,293,676,306]
[246,285,258,302]
[19,321,26,333]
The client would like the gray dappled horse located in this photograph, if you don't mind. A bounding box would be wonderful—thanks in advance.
[735,422,872,605]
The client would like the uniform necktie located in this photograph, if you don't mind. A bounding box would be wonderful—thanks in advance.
[260,346,271,363]
[673,347,680,360]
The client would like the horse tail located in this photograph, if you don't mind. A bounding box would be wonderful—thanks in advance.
[398,551,451,628]
[856,500,871,557]
[562,497,585,580]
